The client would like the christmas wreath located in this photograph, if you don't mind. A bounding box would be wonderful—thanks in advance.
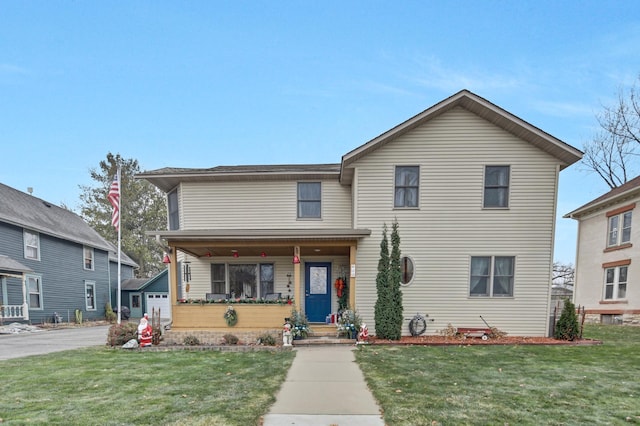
[224,305,238,326]
[335,277,345,297]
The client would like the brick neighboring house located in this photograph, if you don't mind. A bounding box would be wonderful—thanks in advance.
[565,176,640,324]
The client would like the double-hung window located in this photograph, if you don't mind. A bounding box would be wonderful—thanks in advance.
[168,188,180,230]
[484,166,510,208]
[27,274,43,309]
[24,230,40,260]
[470,256,515,297]
[83,246,94,270]
[298,182,321,218]
[394,166,419,208]
[85,281,96,310]
[604,264,628,300]
[607,210,632,248]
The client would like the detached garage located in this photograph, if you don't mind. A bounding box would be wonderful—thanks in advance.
[119,269,169,320]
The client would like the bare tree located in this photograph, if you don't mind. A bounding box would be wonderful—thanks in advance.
[582,76,640,188]
[552,262,574,288]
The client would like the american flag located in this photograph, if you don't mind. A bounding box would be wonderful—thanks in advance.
[107,175,120,230]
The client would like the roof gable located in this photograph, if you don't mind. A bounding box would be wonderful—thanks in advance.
[565,175,640,219]
[340,89,583,184]
[0,182,112,251]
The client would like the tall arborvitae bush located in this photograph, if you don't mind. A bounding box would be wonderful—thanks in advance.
[554,299,580,341]
[374,220,404,340]
[388,219,404,340]
[374,224,391,338]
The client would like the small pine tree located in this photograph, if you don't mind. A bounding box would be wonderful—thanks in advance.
[374,224,391,339]
[554,299,580,341]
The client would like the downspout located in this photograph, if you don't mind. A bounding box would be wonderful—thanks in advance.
[545,163,561,336]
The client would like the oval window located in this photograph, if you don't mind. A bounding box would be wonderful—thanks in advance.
[400,256,414,286]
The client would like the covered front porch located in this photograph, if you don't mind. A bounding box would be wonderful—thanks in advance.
[153,229,369,332]
[0,255,32,322]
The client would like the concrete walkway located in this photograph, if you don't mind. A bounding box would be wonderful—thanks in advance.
[263,345,385,426]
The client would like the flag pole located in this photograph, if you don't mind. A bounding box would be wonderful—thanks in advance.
[116,166,122,325]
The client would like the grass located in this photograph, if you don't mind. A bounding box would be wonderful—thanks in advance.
[0,348,295,425]
[355,324,640,425]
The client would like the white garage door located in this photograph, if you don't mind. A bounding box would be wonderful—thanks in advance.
[146,293,171,319]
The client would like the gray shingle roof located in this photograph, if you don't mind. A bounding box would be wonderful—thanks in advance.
[0,182,113,251]
[0,254,33,274]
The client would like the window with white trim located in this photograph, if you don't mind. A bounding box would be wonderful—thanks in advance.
[85,281,96,310]
[400,256,414,286]
[604,265,627,300]
[27,274,43,309]
[297,182,321,218]
[24,230,40,260]
[83,246,94,270]
[394,166,419,208]
[483,166,510,208]
[168,188,180,230]
[608,211,632,247]
[470,256,515,297]
[211,263,275,299]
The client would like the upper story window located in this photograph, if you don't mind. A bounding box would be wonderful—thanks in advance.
[484,166,510,208]
[607,206,633,248]
[604,265,628,300]
[24,230,40,261]
[470,256,515,297]
[83,246,94,270]
[297,182,321,218]
[168,188,180,230]
[394,166,419,208]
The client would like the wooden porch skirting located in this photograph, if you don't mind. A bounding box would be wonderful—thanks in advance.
[171,303,292,331]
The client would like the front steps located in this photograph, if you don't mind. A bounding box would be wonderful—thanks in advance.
[293,323,356,346]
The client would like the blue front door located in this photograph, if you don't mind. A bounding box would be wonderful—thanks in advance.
[305,262,332,323]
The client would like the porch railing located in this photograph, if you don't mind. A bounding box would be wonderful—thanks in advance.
[0,304,28,320]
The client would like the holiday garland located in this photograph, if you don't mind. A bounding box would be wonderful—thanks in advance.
[223,305,238,326]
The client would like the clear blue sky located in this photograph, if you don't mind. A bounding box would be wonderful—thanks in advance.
[2,1,640,265]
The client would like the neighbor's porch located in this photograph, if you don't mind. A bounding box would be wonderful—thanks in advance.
[0,256,33,322]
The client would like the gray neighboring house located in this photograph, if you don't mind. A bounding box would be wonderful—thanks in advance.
[0,182,137,324]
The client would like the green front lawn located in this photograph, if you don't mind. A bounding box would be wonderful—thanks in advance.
[355,324,640,425]
[0,348,294,425]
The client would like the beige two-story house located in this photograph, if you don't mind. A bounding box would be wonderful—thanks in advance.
[139,90,582,337]
[565,176,640,324]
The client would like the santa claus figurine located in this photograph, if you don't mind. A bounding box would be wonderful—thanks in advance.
[357,323,369,344]
[138,313,153,347]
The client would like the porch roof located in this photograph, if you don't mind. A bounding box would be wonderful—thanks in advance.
[0,255,33,276]
[148,228,371,258]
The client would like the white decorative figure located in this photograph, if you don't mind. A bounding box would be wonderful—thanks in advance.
[282,323,293,346]
[357,323,369,345]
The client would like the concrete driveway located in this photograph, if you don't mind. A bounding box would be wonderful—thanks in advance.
[0,326,110,361]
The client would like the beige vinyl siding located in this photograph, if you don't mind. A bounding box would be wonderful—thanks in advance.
[179,179,351,229]
[175,254,351,313]
[574,199,640,312]
[351,107,561,336]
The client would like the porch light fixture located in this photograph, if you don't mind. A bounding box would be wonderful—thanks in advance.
[232,250,239,258]
[260,252,267,258]
[206,252,212,257]
[162,253,171,264]
[292,255,300,264]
